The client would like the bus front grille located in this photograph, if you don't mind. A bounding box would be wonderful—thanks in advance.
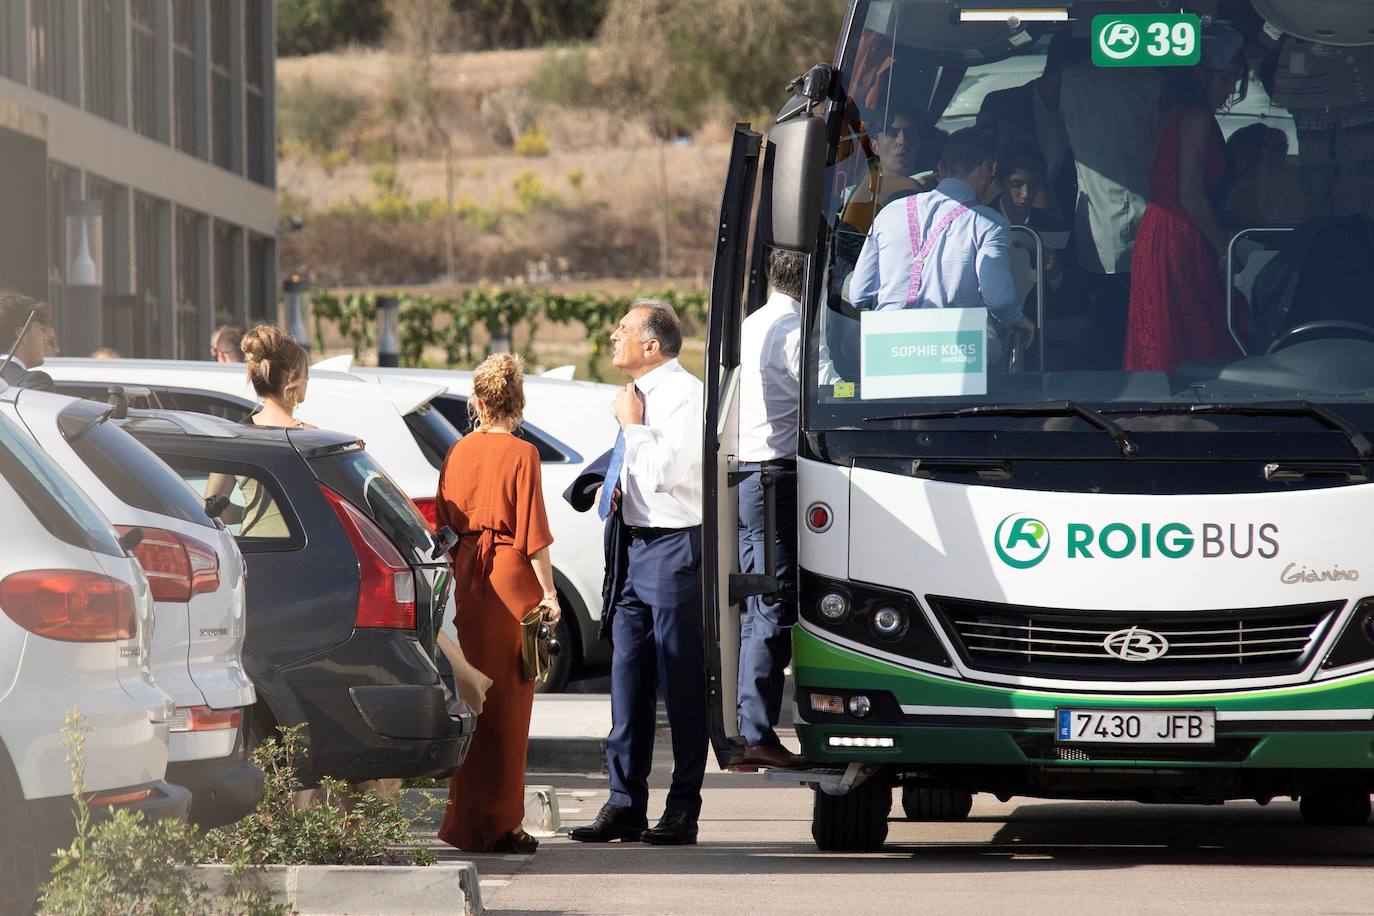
[927,596,1342,681]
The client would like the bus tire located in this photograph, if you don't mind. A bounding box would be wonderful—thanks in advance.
[1299,790,1372,827]
[811,772,892,852]
[901,786,974,822]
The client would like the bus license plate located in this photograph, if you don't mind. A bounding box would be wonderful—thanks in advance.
[1056,709,1215,745]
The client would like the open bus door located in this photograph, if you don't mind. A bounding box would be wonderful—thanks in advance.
[703,124,765,769]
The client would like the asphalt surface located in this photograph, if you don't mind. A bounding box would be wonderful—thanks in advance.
[430,728,1374,915]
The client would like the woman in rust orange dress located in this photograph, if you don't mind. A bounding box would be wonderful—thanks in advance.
[436,353,559,855]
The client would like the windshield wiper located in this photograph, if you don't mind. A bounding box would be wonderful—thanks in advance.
[1102,401,1374,460]
[866,400,1139,457]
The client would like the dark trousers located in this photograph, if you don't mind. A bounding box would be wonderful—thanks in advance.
[736,465,797,747]
[606,527,707,819]
[1084,271,1133,370]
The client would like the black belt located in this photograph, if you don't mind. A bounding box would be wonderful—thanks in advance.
[626,525,696,541]
[738,458,797,470]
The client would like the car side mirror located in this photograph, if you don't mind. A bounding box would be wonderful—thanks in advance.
[117,526,144,554]
[768,108,827,254]
[205,494,231,519]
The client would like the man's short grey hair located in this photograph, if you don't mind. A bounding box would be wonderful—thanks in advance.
[633,299,683,358]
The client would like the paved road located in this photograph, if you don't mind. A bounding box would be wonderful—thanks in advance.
[434,748,1374,915]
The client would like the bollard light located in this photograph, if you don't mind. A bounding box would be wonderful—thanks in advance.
[376,295,400,367]
[283,274,311,352]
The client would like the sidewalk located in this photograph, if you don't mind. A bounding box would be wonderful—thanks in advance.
[526,693,613,773]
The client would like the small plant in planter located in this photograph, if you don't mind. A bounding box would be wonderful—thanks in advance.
[37,710,288,916]
[201,725,440,867]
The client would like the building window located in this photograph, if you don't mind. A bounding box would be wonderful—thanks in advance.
[172,0,197,156]
[84,0,118,121]
[134,194,163,358]
[248,234,272,323]
[30,0,75,104]
[213,222,239,325]
[131,0,158,139]
[211,0,233,170]
[245,0,267,185]
[175,208,203,360]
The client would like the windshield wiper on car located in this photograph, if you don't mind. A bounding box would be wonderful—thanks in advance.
[1101,401,1374,460]
[866,400,1139,458]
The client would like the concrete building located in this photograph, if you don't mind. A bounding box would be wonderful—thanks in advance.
[0,0,276,359]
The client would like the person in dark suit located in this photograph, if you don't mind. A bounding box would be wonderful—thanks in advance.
[976,30,1084,221]
[0,290,57,392]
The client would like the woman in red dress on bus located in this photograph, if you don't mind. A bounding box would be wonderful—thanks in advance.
[1123,29,1247,373]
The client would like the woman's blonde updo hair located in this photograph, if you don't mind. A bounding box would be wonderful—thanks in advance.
[241,324,309,401]
[469,353,525,431]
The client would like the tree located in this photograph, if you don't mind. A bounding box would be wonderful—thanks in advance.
[278,0,390,56]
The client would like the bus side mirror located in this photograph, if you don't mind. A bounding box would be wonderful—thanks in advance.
[768,114,826,254]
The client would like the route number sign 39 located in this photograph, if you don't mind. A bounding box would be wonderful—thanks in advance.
[1092,13,1202,68]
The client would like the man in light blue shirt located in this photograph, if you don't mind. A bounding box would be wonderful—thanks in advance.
[850,128,1034,351]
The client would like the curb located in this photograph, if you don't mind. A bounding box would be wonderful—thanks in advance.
[527,735,606,773]
[196,863,483,915]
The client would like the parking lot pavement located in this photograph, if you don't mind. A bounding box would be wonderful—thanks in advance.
[423,730,1374,915]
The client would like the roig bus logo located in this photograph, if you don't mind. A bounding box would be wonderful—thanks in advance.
[1098,20,1141,60]
[994,514,1050,569]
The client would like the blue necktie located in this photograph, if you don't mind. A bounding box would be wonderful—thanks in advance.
[598,430,626,520]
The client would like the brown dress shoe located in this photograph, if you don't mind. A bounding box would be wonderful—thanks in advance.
[741,744,809,769]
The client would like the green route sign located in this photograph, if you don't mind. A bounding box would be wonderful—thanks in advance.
[1092,13,1202,68]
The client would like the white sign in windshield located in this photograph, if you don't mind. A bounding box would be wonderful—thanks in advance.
[859,307,989,399]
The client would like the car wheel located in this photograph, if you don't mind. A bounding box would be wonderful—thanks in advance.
[1299,790,1372,827]
[901,786,974,821]
[811,769,892,852]
[0,750,38,915]
[536,611,576,694]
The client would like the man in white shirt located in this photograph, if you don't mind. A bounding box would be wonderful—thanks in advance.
[567,300,707,848]
[735,250,807,770]
[849,128,1035,357]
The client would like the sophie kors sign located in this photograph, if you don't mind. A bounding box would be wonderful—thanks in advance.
[1093,13,1202,68]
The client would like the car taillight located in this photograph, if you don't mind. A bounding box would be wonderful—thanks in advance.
[320,484,417,630]
[412,497,437,530]
[116,526,221,602]
[0,570,137,642]
[170,705,242,732]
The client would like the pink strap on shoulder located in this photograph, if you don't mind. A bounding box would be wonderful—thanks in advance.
[905,196,971,306]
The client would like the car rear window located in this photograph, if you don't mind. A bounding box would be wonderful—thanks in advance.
[430,393,570,462]
[404,401,462,471]
[59,401,213,528]
[0,412,123,556]
[308,449,435,564]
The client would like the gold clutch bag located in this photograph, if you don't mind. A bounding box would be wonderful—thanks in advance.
[519,604,559,683]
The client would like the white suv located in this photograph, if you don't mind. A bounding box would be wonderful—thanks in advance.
[4,388,260,829]
[0,399,185,913]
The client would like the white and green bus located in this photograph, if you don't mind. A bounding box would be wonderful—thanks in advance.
[704,0,1374,850]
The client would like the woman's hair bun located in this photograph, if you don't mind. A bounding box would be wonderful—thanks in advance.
[242,323,308,400]
[470,352,525,430]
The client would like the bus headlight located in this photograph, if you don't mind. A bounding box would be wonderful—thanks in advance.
[818,591,851,623]
[871,606,907,640]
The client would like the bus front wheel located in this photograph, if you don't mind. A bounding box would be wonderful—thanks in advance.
[812,771,892,852]
[1299,790,1372,827]
[901,786,974,822]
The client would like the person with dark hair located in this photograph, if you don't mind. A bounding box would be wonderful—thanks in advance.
[842,112,945,235]
[1225,123,1303,227]
[850,128,1035,355]
[0,290,56,392]
[977,29,1084,218]
[569,300,707,847]
[211,323,246,363]
[733,249,807,770]
[1123,27,1247,373]
[993,139,1066,294]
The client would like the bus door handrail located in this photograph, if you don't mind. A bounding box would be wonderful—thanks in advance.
[1226,226,1296,356]
[1007,225,1046,373]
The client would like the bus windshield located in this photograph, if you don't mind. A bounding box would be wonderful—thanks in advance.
[810,1,1374,428]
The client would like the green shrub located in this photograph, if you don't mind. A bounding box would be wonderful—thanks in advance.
[201,725,438,867]
[529,46,600,107]
[277,75,364,155]
[278,0,390,56]
[37,711,287,916]
[513,169,560,213]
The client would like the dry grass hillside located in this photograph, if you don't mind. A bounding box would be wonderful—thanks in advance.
[277,46,734,290]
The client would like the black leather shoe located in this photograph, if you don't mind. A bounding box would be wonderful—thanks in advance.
[641,810,698,846]
[567,803,648,843]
